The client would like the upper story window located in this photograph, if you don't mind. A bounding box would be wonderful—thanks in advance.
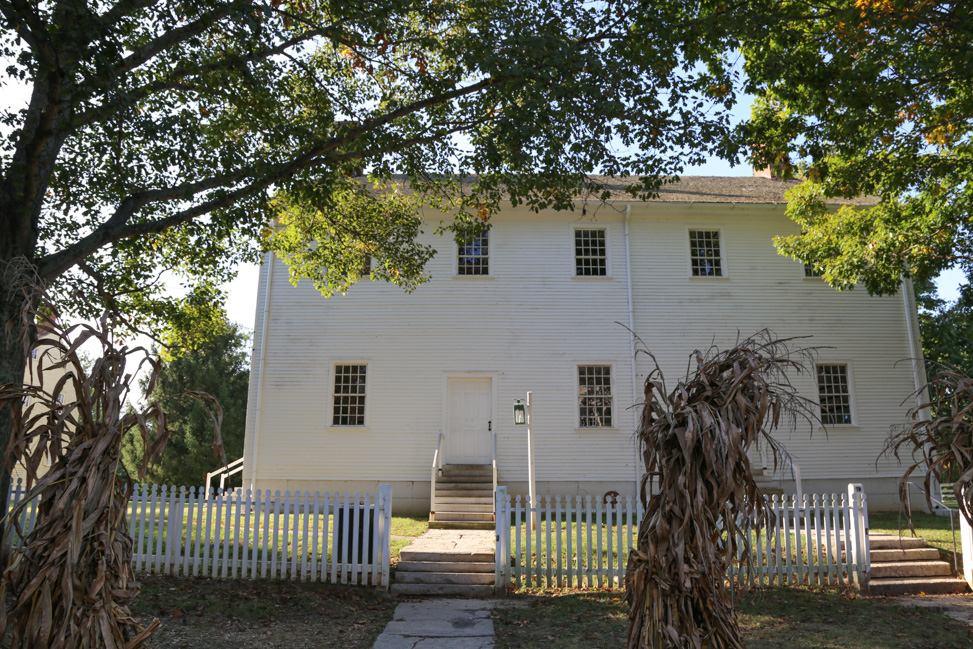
[816,364,852,426]
[332,364,367,426]
[689,230,723,277]
[458,232,489,275]
[804,263,823,278]
[575,229,607,276]
[578,365,613,427]
[360,256,372,276]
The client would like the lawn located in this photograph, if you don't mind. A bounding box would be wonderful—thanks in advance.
[132,575,396,649]
[492,587,973,649]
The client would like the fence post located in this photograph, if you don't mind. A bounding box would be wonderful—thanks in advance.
[495,487,508,597]
[378,484,392,591]
[848,483,870,592]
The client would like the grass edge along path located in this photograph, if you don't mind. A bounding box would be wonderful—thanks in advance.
[492,587,973,649]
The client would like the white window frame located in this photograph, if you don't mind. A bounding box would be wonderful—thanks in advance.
[803,262,823,279]
[815,362,856,427]
[456,230,490,277]
[572,227,610,278]
[687,227,728,278]
[331,362,369,427]
[576,363,615,429]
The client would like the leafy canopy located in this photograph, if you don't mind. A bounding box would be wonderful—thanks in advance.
[1,0,742,327]
[736,1,973,295]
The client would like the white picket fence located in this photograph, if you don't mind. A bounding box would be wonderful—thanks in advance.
[6,481,393,588]
[494,483,870,590]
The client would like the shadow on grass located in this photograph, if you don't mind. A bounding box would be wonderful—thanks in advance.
[494,587,973,649]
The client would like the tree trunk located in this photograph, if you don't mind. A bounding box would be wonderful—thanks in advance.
[0,265,34,537]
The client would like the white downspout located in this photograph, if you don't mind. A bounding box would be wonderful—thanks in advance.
[624,204,640,499]
[901,277,928,410]
[248,253,274,491]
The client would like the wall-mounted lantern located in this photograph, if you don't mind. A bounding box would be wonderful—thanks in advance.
[513,400,527,425]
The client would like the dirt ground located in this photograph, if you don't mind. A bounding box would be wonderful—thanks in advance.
[131,576,397,649]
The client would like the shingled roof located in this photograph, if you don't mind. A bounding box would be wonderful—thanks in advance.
[367,175,878,205]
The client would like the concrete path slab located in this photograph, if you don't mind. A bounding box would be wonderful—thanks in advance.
[402,529,495,557]
[372,599,496,649]
[895,594,973,626]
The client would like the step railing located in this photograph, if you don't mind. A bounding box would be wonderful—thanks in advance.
[430,432,444,516]
[492,427,498,516]
[205,457,243,493]
[902,480,960,576]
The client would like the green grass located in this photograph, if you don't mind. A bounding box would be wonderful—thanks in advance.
[390,516,428,539]
[493,587,973,649]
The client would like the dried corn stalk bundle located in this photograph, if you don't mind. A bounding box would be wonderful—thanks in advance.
[0,297,223,649]
[886,366,973,527]
[626,332,815,649]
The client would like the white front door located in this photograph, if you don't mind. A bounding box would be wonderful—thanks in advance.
[446,377,493,464]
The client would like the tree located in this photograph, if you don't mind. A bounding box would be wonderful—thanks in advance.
[121,321,249,487]
[915,274,973,378]
[735,1,973,296]
[0,0,741,502]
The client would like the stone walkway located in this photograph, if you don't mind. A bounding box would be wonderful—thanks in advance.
[372,599,496,649]
[895,594,973,627]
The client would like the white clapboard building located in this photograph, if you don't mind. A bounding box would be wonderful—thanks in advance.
[241,176,925,516]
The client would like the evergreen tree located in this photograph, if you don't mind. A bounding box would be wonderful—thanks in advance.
[122,322,249,486]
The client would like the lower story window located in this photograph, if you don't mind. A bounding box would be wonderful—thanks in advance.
[578,365,613,427]
[333,364,367,426]
[816,364,852,425]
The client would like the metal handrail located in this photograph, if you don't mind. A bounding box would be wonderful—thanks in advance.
[902,481,959,576]
[492,428,498,515]
[205,457,244,493]
[430,432,444,515]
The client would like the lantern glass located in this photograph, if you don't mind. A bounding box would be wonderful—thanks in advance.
[513,400,527,425]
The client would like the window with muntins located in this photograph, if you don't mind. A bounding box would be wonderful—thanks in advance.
[689,230,723,276]
[458,232,489,275]
[575,229,607,276]
[816,364,852,425]
[804,263,822,277]
[332,364,367,426]
[578,365,613,427]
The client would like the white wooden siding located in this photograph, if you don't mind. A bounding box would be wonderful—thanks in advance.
[244,201,920,494]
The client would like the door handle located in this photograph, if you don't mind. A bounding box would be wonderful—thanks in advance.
[488,420,492,431]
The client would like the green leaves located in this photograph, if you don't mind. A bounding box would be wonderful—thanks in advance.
[737,1,973,296]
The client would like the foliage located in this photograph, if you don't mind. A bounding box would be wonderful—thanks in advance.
[886,366,973,527]
[0,0,742,329]
[915,274,973,378]
[121,320,249,487]
[626,332,816,649]
[0,295,223,649]
[737,1,973,296]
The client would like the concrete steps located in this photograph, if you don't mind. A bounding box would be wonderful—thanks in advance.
[391,529,497,597]
[867,533,970,596]
[430,464,495,529]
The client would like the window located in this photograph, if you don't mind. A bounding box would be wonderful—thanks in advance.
[578,365,613,427]
[689,230,723,277]
[804,263,822,278]
[360,256,372,276]
[816,364,852,425]
[30,348,37,360]
[332,364,367,426]
[458,232,489,275]
[575,229,607,276]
